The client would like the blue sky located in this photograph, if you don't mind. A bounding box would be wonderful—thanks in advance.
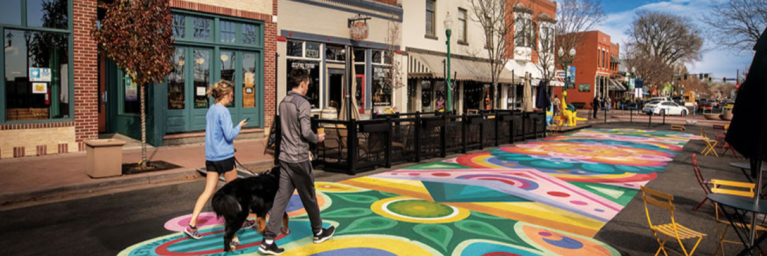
[596,0,754,82]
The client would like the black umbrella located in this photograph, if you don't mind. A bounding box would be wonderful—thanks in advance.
[724,27,767,250]
[535,80,551,109]
[726,27,767,167]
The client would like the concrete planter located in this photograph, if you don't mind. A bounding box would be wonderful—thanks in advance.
[721,110,733,121]
[85,139,126,178]
[703,113,720,120]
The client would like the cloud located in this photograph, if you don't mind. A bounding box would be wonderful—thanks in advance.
[596,0,753,79]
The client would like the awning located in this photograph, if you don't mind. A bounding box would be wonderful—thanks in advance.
[408,52,519,83]
[609,79,626,91]
[610,55,620,63]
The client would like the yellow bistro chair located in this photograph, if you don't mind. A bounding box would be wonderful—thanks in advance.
[641,186,706,256]
[709,179,765,256]
[700,128,719,157]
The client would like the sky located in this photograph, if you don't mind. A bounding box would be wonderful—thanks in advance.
[596,0,755,82]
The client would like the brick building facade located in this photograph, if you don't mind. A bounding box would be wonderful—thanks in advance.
[0,0,277,159]
[553,30,620,109]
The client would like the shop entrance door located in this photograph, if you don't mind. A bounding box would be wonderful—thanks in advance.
[327,68,344,112]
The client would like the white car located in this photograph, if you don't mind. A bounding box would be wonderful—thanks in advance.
[643,101,688,116]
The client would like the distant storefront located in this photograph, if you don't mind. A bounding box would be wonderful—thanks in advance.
[277,0,402,117]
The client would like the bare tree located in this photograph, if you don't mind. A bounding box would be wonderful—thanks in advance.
[700,0,767,52]
[555,0,606,65]
[534,13,557,85]
[468,0,516,109]
[385,12,405,92]
[626,11,703,95]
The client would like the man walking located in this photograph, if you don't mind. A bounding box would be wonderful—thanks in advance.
[259,68,334,255]
[592,96,600,119]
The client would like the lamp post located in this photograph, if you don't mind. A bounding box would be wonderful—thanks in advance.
[557,47,576,89]
[444,12,454,112]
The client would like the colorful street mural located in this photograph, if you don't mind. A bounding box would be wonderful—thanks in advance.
[119,129,698,256]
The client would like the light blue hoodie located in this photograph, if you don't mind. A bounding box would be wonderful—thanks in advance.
[205,104,241,161]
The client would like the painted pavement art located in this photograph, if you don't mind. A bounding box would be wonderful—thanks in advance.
[119,129,698,255]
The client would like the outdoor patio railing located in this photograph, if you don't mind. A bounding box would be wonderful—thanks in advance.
[311,110,547,175]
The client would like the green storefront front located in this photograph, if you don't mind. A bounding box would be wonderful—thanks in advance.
[102,10,265,146]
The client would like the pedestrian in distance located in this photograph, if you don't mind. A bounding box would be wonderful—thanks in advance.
[552,94,561,116]
[184,80,252,240]
[592,96,600,119]
[259,68,333,255]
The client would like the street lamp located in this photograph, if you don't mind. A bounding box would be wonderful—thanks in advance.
[558,47,576,89]
[444,12,454,112]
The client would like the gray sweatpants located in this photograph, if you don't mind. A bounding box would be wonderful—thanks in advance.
[264,160,323,239]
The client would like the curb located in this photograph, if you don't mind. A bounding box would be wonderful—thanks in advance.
[0,159,274,207]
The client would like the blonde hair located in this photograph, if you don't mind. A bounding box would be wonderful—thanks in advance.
[207,80,234,102]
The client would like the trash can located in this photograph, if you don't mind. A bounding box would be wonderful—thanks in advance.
[85,139,126,178]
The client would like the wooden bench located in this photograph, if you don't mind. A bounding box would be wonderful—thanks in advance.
[671,124,686,131]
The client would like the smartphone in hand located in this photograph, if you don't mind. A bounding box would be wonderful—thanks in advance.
[244,118,250,122]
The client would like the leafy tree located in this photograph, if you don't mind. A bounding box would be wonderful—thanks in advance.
[91,0,174,169]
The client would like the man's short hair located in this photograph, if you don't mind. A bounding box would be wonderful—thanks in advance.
[289,68,311,89]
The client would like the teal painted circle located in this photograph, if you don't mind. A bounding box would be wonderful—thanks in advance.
[527,160,575,169]
[581,163,616,173]
[614,165,641,173]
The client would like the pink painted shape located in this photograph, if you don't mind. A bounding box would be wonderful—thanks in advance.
[164,212,224,232]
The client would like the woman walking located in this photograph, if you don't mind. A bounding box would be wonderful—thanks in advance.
[185,80,250,240]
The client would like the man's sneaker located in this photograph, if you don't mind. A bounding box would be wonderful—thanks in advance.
[313,226,335,244]
[243,219,256,229]
[258,240,284,255]
[184,225,202,239]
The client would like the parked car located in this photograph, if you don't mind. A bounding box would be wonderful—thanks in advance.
[698,99,713,111]
[651,96,672,102]
[643,101,688,116]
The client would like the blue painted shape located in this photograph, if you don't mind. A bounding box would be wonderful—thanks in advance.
[423,181,531,203]
[286,194,304,212]
[542,236,584,249]
[311,248,397,256]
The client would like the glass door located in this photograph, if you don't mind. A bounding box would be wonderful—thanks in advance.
[189,48,213,131]
[239,51,261,127]
[166,47,213,133]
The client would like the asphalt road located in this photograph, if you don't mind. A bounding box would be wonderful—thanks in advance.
[0,122,758,256]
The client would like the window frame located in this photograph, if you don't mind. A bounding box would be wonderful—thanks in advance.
[457,8,468,45]
[286,40,323,109]
[1,0,74,124]
[425,0,436,39]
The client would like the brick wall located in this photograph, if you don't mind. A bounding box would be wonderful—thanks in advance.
[73,0,99,144]
[0,126,77,159]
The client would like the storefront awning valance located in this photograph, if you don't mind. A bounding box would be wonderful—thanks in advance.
[609,79,627,91]
[610,55,620,63]
[407,52,518,84]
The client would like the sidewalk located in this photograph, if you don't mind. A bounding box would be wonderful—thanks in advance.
[0,138,273,206]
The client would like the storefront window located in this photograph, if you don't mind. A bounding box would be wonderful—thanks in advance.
[463,82,483,112]
[0,0,22,25]
[242,53,256,108]
[123,74,139,114]
[172,15,185,39]
[287,40,302,57]
[372,50,382,64]
[372,65,391,107]
[4,29,70,121]
[194,49,211,108]
[354,49,365,62]
[219,50,235,107]
[305,42,320,59]
[220,21,236,43]
[287,60,320,108]
[192,17,212,41]
[27,0,68,29]
[326,45,345,62]
[242,24,258,45]
[168,48,185,110]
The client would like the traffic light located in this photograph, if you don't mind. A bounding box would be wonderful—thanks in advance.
[699,74,703,79]
[704,73,709,79]
[708,77,712,83]
[723,77,726,83]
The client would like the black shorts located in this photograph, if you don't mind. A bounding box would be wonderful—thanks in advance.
[205,157,236,174]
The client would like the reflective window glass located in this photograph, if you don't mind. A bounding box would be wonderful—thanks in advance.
[172,15,186,39]
[242,53,256,108]
[27,0,68,29]
[4,29,70,120]
[242,24,258,45]
[168,48,185,110]
[192,17,211,41]
[0,0,22,25]
[220,21,235,43]
[287,41,302,57]
[193,49,211,108]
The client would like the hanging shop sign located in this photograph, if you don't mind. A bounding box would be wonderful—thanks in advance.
[29,68,51,82]
[348,14,371,41]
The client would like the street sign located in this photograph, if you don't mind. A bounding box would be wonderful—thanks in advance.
[726,78,737,81]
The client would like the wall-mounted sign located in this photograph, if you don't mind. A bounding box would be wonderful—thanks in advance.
[29,68,51,82]
[196,86,206,96]
[350,21,369,41]
[32,82,47,94]
[578,84,590,92]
